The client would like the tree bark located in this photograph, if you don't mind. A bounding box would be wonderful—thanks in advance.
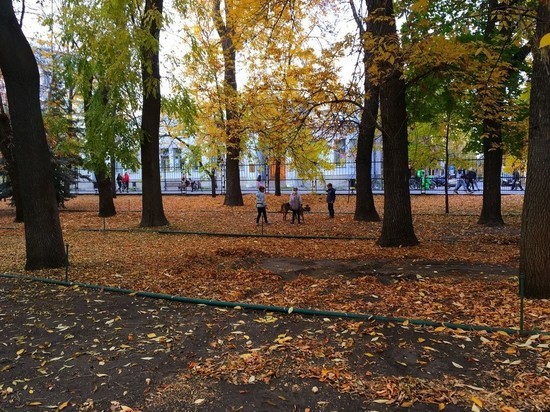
[477,0,530,226]
[140,0,168,227]
[95,171,116,217]
[0,113,23,222]
[477,0,505,226]
[520,1,550,298]
[477,125,504,226]
[354,76,380,221]
[351,0,380,222]
[274,159,281,196]
[0,1,66,269]
[213,0,244,206]
[374,0,418,247]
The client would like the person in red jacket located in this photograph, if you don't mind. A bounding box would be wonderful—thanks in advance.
[122,172,130,192]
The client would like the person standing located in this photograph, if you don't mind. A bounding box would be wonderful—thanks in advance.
[255,186,269,225]
[326,183,336,218]
[122,172,130,192]
[116,173,123,193]
[289,187,302,224]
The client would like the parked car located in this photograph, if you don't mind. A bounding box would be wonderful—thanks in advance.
[430,176,446,188]
[429,176,456,188]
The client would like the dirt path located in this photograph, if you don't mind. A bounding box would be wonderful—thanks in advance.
[1,277,548,412]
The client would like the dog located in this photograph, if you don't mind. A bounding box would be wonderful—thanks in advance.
[280,203,311,221]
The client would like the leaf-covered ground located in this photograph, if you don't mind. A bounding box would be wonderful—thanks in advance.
[0,194,548,411]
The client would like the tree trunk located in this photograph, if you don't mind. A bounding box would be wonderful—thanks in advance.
[140,0,168,227]
[0,1,66,269]
[210,169,217,197]
[478,126,504,226]
[374,0,418,247]
[351,0,380,222]
[110,158,117,198]
[520,1,550,298]
[477,0,529,227]
[354,84,380,221]
[0,112,23,222]
[213,0,244,206]
[274,159,281,196]
[95,171,116,217]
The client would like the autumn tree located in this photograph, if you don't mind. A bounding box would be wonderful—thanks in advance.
[139,0,168,227]
[0,0,66,269]
[520,8,550,298]
[475,0,531,226]
[212,0,244,206]
[400,0,531,226]
[57,0,144,217]
[368,0,418,246]
[243,2,341,196]
[348,0,382,222]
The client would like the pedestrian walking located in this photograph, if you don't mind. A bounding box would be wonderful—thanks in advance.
[511,170,523,190]
[454,172,471,194]
[116,173,123,193]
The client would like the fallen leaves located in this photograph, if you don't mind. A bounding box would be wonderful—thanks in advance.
[1,195,548,411]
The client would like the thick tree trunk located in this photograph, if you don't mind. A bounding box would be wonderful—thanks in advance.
[214,0,244,206]
[373,0,418,247]
[0,113,23,222]
[354,86,380,222]
[95,171,116,217]
[520,1,550,298]
[140,0,168,227]
[477,0,529,227]
[478,127,504,226]
[224,147,243,206]
[0,1,66,269]
[352,0,380,222]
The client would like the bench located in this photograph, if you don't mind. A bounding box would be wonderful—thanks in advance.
[163,180,184,192]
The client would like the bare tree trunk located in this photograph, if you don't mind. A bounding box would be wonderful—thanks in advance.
[520,1,550,298]
[0,113,23,221]
[478,126,504,226]
[274,159,281,196]
[351,0,380,222]
[95,171,116,217]
[477,0,530,227]
[213,0,244,206]
[374,0,418,247]
[140,0,168,227]
[354,88,380,222]
[0,1,66,269]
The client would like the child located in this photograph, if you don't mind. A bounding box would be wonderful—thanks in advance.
[255,186,269,225]
[289,187,302,224]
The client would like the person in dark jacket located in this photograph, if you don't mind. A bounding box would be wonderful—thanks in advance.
[326,183,336,218]
[511,170,523,190]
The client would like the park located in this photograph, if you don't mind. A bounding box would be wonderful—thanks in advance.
[1,0,550,410]
[0,193,548,411]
